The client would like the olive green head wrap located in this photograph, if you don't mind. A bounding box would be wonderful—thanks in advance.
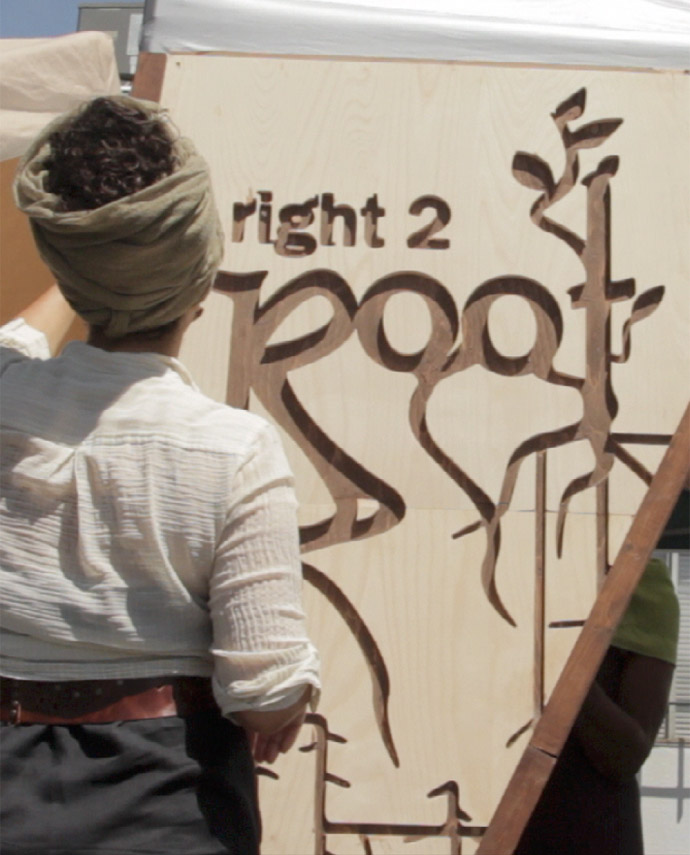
[612,557,679,665]
[13,95,224,338]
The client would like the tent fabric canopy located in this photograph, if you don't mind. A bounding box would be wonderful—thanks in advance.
[141,0,690,69]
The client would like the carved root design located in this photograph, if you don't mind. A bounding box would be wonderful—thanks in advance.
[469,88,665,600]
[302,563,399,767]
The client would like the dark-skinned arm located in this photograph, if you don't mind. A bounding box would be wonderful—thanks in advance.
[573,650,674,782]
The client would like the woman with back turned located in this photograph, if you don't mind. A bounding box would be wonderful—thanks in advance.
[0,95,320,855]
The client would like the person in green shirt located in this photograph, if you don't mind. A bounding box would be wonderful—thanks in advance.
[516,491,686,855]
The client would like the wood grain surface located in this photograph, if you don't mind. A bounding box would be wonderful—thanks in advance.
[134,54,689,854]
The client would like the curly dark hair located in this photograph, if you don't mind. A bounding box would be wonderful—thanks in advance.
[44,97,177,212]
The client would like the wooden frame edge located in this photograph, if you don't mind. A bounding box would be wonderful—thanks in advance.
[132,52,167,102]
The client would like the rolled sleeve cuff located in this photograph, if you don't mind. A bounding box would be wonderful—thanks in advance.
[211,642,321,718]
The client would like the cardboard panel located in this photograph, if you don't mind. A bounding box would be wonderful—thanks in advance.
[0,156,85,341]
[148,55,689,854]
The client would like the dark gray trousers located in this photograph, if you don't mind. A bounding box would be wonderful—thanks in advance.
[0,708,260,855]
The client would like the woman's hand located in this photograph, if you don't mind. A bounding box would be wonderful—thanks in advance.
[248,708,307,765]
[234,685,312,764]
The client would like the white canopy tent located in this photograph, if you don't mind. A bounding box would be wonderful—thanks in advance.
[141,0,690,69]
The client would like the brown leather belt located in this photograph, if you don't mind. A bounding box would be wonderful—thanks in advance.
[0,675,217,725]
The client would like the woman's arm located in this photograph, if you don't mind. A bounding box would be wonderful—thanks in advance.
[573,650,675,781]
[14,284,75,354]
[210,424,320,762]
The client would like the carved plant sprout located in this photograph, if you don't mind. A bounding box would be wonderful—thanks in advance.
[453,88,665,623]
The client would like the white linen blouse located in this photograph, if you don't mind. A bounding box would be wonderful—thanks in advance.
[0,319,320,716]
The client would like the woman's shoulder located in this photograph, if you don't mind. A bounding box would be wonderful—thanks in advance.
[131,373,277,458]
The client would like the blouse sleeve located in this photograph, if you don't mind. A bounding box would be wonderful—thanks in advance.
[0,318,51,376]
[209,421,320,716]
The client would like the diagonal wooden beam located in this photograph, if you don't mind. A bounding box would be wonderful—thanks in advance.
[478,401,690,855]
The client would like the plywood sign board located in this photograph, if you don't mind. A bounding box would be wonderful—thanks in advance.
[139,54,689,854]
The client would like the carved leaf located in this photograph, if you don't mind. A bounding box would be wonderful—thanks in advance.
[552,88,586,123]
[632,285,665,318]
[567,118,623,149]
[614,286,665,363]
[582,155,620,186]
[512,152,555,196]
